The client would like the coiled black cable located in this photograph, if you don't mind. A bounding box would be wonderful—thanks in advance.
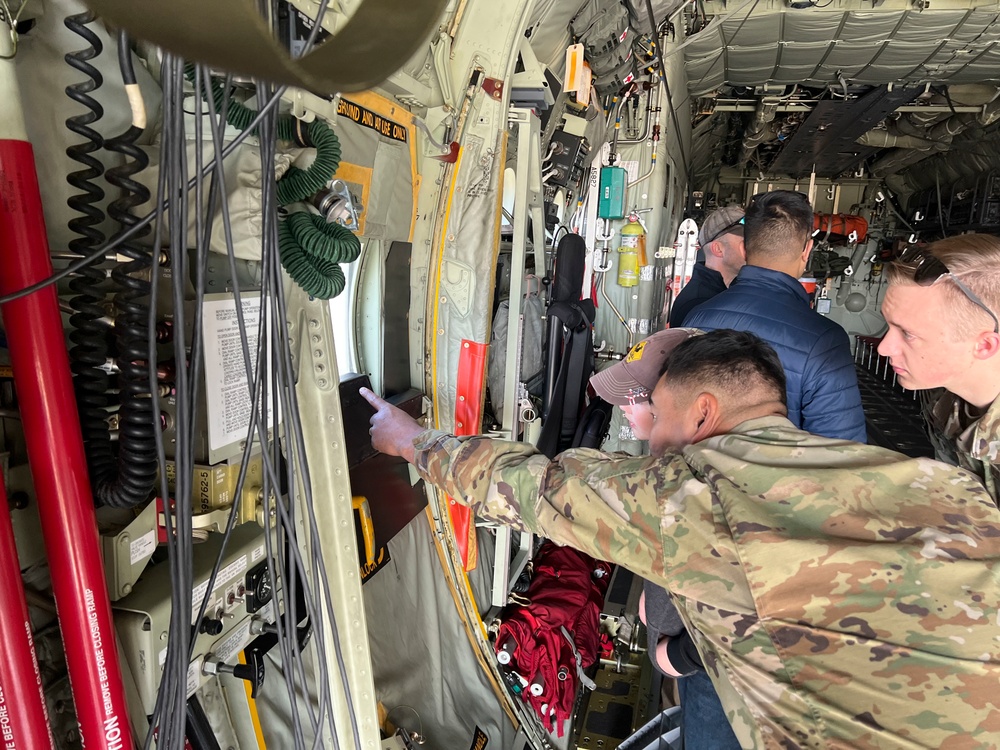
[64,11,116,490]
[102,120,158,507]
[66,22,157,508]
[98,30,158,507]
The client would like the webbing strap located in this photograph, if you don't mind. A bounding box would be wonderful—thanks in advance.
[86,0,449,96]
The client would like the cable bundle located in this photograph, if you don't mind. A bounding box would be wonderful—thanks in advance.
[3,13,362,745]
[145,21,360,750]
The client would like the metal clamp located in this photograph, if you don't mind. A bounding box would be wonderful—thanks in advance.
[311,179,362,230]
[594,249,613,273]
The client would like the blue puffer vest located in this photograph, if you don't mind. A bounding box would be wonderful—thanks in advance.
[684,265,866,443]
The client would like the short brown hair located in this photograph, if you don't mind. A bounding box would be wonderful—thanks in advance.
[886,234,1000,336]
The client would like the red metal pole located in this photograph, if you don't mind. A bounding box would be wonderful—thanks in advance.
[0,473,55,748]
[0,51,134,749]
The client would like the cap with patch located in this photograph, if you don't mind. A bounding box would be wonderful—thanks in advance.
[590,328,700,405]
[698,206,745,247]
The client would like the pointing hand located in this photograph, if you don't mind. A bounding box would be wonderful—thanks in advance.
[359,387,424,464]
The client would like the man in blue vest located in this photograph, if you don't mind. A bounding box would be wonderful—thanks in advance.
[684,190,866,442]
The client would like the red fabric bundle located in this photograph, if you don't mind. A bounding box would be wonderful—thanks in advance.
[496,543,612,734]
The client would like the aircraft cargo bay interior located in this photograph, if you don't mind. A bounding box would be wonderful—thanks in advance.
[0,0,998,748]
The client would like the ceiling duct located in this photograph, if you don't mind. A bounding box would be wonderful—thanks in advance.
[870,87,1000,177]
[738,98,779,166]
[766,85,917,178]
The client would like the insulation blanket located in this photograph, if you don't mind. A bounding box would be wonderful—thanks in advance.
[496,542,612,734]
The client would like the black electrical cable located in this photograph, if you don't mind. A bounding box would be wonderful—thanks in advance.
[185,696,223,750]
[161,55,190,750]
[142,53,178,750]
[251,92,311,750]
[265,99,332,749]
[117,28,136,85]
[90,25,158,509]
[142,53,175,750]
[63,10,115,501]
[642,0,690,181]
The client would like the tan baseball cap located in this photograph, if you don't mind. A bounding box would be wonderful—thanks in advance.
[590,328,701,405]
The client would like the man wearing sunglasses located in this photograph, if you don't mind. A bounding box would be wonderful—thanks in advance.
[878,234,1000,502]
[667,206,746,329]
[685,190,866,443]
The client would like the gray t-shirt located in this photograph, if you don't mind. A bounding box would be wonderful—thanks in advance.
[644,579,685,669]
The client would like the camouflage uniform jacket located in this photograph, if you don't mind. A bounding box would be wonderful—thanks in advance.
[922,389,1000,505]
[413,418,1000,749]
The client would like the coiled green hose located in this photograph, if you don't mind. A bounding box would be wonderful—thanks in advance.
[200,75,341,205]
[195,73,359,298]
[278,212,361,299]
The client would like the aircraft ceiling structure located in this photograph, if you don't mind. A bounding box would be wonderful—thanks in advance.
[683,5,1000,96]
[682,2,1000,194]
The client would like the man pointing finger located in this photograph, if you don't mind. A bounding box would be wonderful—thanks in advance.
[361,330,1000,749]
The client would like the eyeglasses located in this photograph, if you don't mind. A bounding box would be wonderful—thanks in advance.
[897,245,999,334]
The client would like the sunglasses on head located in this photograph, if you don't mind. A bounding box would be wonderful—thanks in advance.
[897,245,999,334]
[704,216,744,245]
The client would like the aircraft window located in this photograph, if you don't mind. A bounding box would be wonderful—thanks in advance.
[501,167,516,232]
[329,241,363,378]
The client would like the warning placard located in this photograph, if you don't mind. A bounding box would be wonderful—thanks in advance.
[337,98,408,143]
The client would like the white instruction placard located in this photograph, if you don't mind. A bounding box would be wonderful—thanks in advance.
[201,294,281,453]
[213,619,252,664]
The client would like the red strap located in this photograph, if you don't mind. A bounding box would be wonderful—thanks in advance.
[448,339,488,571]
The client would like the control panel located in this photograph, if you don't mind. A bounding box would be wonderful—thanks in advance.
[114,524,277,714]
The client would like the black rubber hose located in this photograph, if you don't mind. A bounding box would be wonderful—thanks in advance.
[102,121,159,508]
[64,11,116,491]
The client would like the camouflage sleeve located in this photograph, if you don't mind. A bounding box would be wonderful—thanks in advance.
[412,429,698,581]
